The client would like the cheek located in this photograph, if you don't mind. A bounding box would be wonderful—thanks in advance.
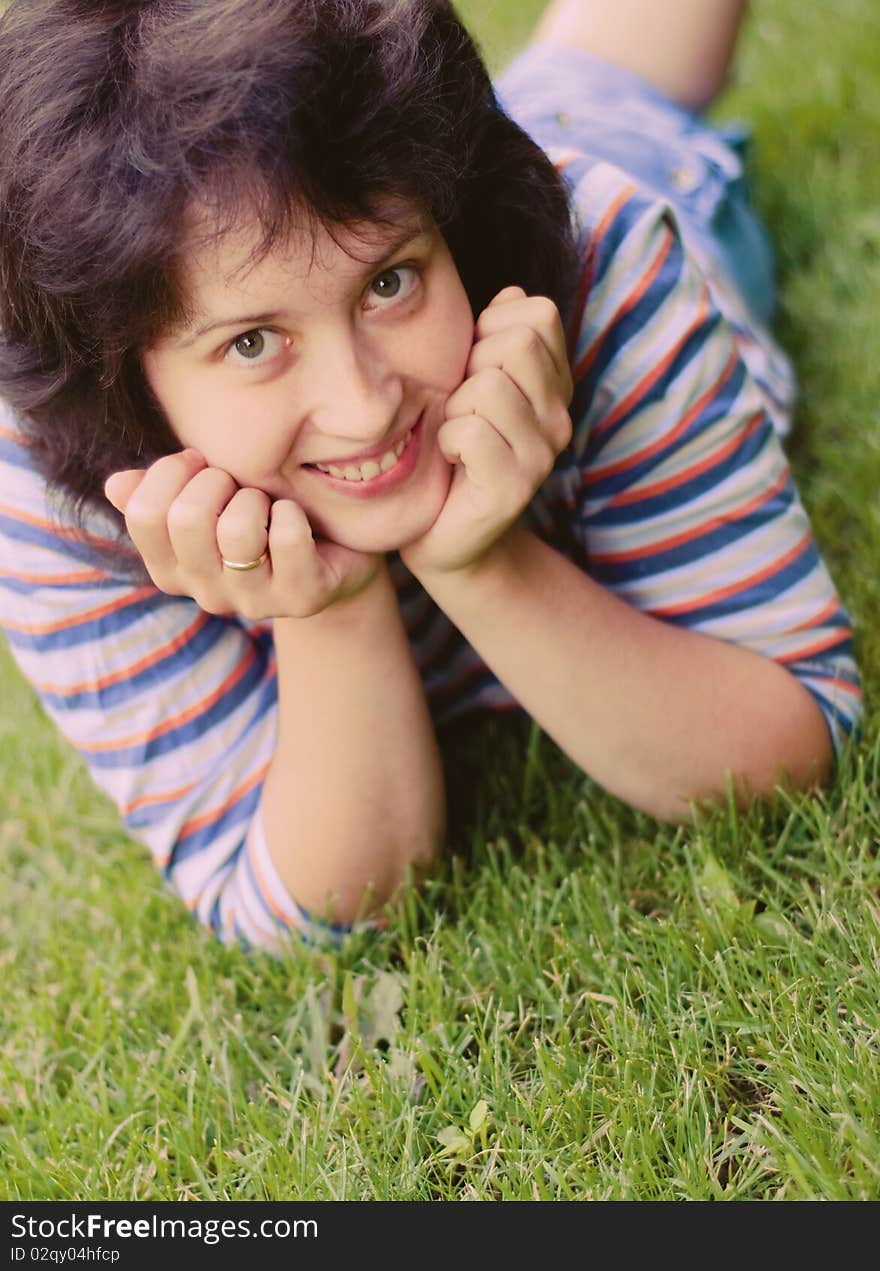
[418,285,475,389]
[140,352,200,446]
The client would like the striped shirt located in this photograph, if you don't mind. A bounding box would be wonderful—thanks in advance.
[0,160,860,953]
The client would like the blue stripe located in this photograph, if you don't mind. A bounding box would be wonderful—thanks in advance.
[590,479,797,586]
[0,434,34,469]
[402,590,443,645]
[0,573,107,596]
[1,589,170,654]
[0,509,124,570]
[409,613,461,677]
[799,681,859,739]
[37,618,225,711]
[578,221,690,406]
[207,893,224,936]
[426,656,498,716]
[582,186,655,296]
[583,361,750,504]
[90,661,276,771]
[644,539,823,626]
[168,778,262,868]
[790,651,858,683]
[590,408,773,526]
[589,317,731,477]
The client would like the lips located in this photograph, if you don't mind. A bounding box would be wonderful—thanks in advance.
[304,415,424,498]
[309,425,414,483]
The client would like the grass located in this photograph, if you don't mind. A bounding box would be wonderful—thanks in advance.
[1,0,879,1201]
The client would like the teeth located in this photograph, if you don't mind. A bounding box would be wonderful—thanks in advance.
[313,427,412,482]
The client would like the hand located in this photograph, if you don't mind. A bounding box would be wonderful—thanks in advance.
[104,450,381,620]
[400,287,573,579]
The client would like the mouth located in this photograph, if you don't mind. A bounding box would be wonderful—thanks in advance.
[303,415,423,497]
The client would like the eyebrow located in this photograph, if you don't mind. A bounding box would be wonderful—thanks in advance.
[173,224,430,348]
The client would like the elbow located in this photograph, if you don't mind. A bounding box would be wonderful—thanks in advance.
[655,729,834,825]
[621,694,835,825]
[287,823,444,929]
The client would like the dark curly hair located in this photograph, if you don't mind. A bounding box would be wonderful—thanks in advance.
[0,0,577,531]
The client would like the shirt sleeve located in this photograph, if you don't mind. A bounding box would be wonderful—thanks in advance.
[0,406,348,952]
[545,161,861,753]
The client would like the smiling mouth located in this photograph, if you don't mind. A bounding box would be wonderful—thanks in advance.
[306,423,416,485]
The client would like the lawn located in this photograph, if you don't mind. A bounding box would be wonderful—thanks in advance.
[1,0,878,1200]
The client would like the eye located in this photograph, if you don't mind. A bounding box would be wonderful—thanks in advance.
[365,265,418,311]
[224,328,287,366]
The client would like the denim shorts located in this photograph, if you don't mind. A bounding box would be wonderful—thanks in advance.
[495,43,778,328]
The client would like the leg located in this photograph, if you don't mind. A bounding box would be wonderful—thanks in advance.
[531,0,749,112]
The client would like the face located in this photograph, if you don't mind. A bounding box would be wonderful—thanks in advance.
[141,204,475,554]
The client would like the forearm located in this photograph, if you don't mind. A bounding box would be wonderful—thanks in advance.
[413,524,832,820]
[261,562,445,924]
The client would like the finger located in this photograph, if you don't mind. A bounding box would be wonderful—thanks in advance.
[437,412,517,490]
[484,285,528,308]
[122,450,208,582]
[466,327,573,451]
[104,469,146,513]
[476,293,571,391]
[445,367,555,473]
[215,486,272,577]
[264,499,328,612]
[166,466,241,577]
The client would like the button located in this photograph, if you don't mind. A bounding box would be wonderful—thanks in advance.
[670,164,700,193]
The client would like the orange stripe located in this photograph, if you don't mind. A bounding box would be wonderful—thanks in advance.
[588,284,715,450]
[250,845,289,922]
[0,565,108,585]
[179,760,270,841]
[789,597,839,634]
[566,183,638,357]
[589,466,790,566]
[0,500,81,536]
[123,778,201,817]
[652,530,813,617]
[2,584,157,635]
[585,342,737,487]
[0,422,22,442]
[80,644,258,753]
[777,632,856,665]
[574,220,674,382]
[31,611,210,695]
[248,816,300,922]
[608,410,765,508]
[552,149,579,172]
[0,500,117,549]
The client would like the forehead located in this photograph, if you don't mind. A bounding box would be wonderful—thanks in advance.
[176,198,428,310]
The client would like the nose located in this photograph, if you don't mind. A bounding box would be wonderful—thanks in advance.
[305,329,404,447]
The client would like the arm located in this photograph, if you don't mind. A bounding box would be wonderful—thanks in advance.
[412,522,831,820]
[99,450,444,931]
[401,197,857,817]
[2,415,442,948]
[261,562,444,925]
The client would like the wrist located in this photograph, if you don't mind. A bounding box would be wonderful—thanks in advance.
[406,521,534,600]
[274,555,395,636]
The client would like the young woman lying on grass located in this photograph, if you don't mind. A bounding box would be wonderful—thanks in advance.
[0,0,860,952]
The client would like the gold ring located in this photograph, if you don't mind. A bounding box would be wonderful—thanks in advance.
[220,549,269,572]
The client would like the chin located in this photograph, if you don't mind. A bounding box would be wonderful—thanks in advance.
[324,509,440,556]
[311,465,452,555]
